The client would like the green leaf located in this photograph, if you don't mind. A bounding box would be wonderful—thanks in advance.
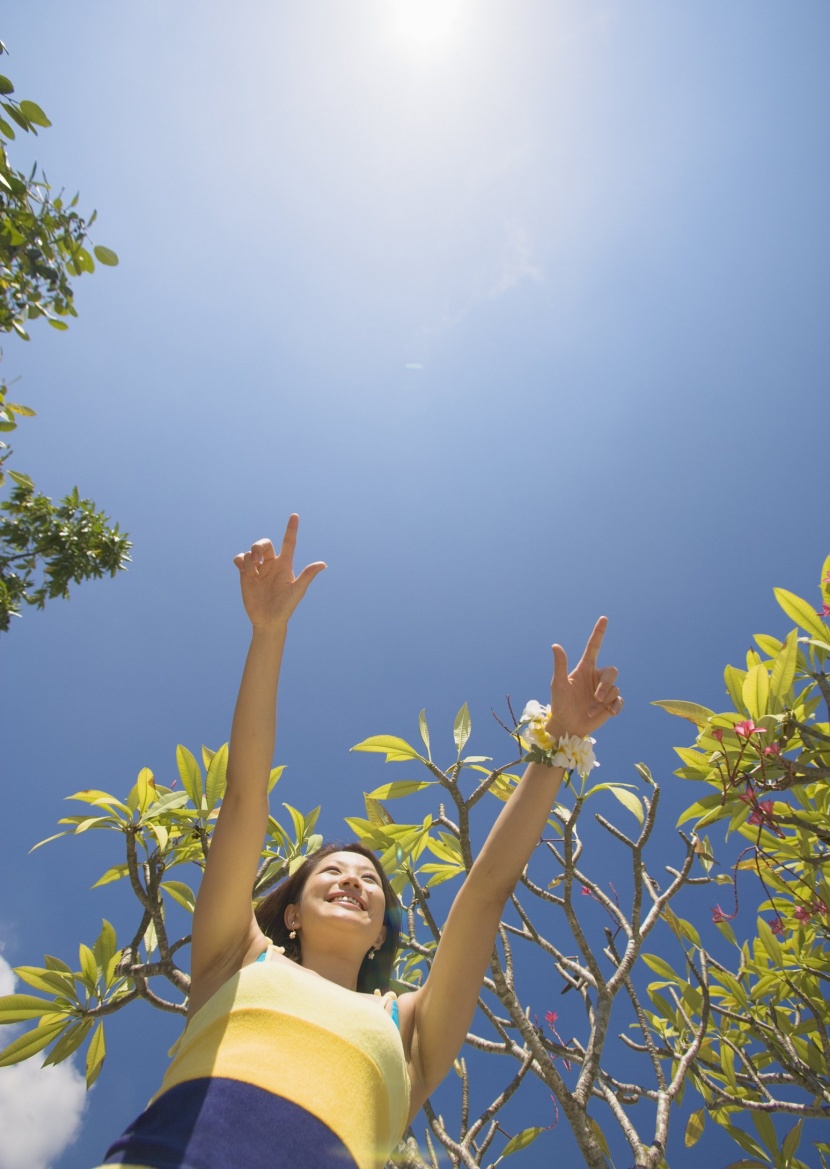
[0,75,14,95]
[17,100,51,127]
[367,780,435,800]
[418,709,431,759]
[453,703,471,754]
[176,745,202,806]
[725,664,748,711]
[350,735,425,763]
[93,244,118,266]
[205,742,228,810]
[607,784,644,824]
[742,663,770,721]
[774,587,829,641]
[0,1018,68,1066]
[641,953,679,981]
[14,967,77,998]
[161,881,196,912]
[92,863,129,888]
[782,1120,803,1162]
[268,764,285,794]
[685,1108,705,1148]
[86,1020,106,1086]
[750,1110,778,1156]
[135,767,156,814]
[652,700,715,726]
[769,630,798,710]
[42,1018,92,1066]
[79,943,99,989]
[499,1126,547,1158]
[0,994,59,1023]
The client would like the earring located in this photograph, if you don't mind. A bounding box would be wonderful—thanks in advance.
[367,948,376,960]
[289,929,297,940]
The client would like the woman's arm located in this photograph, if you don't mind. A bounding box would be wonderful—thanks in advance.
[189,516,325,987]
[401,618,622,1115]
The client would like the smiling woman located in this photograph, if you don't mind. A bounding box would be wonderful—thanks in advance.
[94,514,622,1169]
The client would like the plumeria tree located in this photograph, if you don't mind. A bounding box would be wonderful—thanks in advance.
[1,559,828,1168]
[0,42,129,631]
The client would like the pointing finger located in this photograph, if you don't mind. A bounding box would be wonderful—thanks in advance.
[551,643,569,686]
[577,616,608,671]
[280,514,300,562]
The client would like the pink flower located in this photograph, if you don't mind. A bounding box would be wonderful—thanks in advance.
[820,603,830,617]
[748,799,775,826]
[581,885,593,897]
[545,1011,559,1027]
[735,720,765,738]
[769,916,785,935]
[794,906,811,923]
[763,744,781,757]
[712,905,733,923]
[711,728,724,743]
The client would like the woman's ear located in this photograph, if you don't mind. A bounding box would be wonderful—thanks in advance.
[284,905,299,931]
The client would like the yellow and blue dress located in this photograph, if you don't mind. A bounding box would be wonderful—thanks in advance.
[98,947,410,1169]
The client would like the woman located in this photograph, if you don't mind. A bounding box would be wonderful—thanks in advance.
[101,514,622,1169]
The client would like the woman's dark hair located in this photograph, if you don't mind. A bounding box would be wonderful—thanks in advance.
[254,841,402,995]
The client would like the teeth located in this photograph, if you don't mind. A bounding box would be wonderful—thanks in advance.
[332,896,361,907]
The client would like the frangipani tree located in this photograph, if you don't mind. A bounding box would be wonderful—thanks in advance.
[1,559,828,1169]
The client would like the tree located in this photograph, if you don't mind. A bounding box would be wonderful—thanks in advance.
[0,42,129,631]
[1,558,828,1169]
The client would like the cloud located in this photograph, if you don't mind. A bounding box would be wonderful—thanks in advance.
[0,953,87,1169]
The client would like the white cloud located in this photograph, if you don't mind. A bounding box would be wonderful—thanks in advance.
[0,953,87,1169]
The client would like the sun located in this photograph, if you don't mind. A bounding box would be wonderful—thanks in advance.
[387,0,468,59]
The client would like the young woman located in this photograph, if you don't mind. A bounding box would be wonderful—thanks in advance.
[100,514,622,1169]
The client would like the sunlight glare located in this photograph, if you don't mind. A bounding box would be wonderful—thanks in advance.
[387,0,469,59]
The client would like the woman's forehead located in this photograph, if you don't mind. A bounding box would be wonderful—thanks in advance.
[315,850,379,874]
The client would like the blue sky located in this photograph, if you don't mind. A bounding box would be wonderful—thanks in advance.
[1,2,828,1166]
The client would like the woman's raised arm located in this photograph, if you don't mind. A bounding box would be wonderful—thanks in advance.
[401,618,622,1117]
[189,515,326,990]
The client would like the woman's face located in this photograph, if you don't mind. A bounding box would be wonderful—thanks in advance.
[287,851,387,947]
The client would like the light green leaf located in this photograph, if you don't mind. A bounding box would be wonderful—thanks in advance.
[774,587,828,641]
[418,709,431,759]
[92,921,117,975]
[499,1126,547,1159]
[93,244,118,266]
[14,967,77,998]
[453,703,471,754]
[92,863,129,889]
[351,735,425,763]
[135,767,156,815]
[42,1018,92,1066]
[205,743,228,810]
[742,664,770,721]
[0,994,59,1023]
[86,1021,106,1086]
[724,664,747,711]
[161,880,196,913]
[176,745,202,806]
[652,700,715,726]
[641,953,678,981]
[268,765,285,794]
[0,1018,68,1066]
[685,1109,705,1148]
[769,630,798,710]
[17,99,51,127]
[607,785,644,824]
[79,944,98,989]
[367,781,435,800]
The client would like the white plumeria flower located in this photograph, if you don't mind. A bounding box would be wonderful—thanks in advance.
[552,734,598,778]
[520,700,554,751]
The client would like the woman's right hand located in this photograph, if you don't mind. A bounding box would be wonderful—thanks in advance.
[233,514,326,631]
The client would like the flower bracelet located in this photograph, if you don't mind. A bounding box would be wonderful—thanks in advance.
[520,700,598,779]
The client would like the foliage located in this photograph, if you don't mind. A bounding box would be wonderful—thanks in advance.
[0,470,130,631]
[1,560,828,1168]
[0,44,128,631]
[0,54,118,340]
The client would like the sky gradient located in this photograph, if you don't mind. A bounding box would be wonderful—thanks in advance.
[1,3,828,1166]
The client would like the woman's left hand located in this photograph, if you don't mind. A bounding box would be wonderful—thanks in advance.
[545,616,622,740]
